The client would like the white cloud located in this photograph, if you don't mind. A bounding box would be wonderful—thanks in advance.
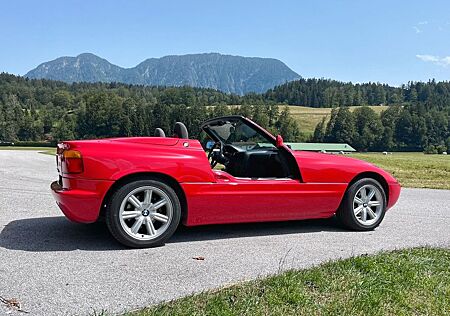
[418,21,428,25]
[413,26,422,33]
[416,54,450,67]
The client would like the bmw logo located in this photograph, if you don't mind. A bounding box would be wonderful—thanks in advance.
[142,209,150,216]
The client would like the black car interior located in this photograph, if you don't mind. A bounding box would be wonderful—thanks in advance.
[202,116,300,179]
[155,117,299,179]
[224,146,291,178]
[154,128,166,137]
[154,122,189,139]
[173,122,189,139]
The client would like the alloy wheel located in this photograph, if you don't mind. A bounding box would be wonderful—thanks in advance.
[353,184,383,226]
[119,186,173,240]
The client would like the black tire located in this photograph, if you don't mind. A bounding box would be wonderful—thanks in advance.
[336,178,387,231]
[106,178,181,248]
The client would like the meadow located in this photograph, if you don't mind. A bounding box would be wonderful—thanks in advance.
[127,248,450,316]
[350,152,450,190]
[287,105,389,136]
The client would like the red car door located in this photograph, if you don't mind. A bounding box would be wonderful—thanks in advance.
[181,170,346,226]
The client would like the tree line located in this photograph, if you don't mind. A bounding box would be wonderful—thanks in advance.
[0,73,449,152]
[0,73,300,144]
[313,105,449,153]
[265,78,450,109]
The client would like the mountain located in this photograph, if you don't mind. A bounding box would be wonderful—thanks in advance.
[25,53,300,94]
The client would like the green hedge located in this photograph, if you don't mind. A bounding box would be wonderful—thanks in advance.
[11,141,55,147]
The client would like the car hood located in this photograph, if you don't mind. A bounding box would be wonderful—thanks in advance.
[292,150,373,166]
[291,150,396,184]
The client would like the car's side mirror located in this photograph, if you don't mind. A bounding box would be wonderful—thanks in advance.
[275,134,284,148]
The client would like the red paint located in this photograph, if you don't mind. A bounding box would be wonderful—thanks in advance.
[181,170,348,225]
[51,119,401,225]
[51,179,113,223]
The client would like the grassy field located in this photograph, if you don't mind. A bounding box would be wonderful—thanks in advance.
[349,152,450,190]
[287,105,389,136]
[126,248,449,316]
[0,146,56,155]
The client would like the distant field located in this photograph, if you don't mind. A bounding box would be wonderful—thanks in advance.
[287,105,389,136]
[0,147,55,155]
[349,152,450,190]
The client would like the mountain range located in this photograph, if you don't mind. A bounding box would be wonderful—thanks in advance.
[25,53,300,94]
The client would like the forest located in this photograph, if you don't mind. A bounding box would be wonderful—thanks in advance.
[0,73,449,152]
[0,73,299,144]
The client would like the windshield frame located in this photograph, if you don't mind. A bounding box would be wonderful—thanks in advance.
[201,115,277,148]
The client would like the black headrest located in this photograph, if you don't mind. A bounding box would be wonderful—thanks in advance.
[154,128,166,137]
[173,122,189,139]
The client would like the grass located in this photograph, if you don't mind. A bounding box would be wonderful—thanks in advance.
[126,248,449,316]
[0,146,56,155]
[287,105,389,136]
[349,152,450,190]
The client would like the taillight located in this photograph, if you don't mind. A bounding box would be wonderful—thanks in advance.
[56,143,66,155]
[62,149,84,174]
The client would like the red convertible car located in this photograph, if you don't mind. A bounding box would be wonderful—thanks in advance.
[51,116,401,248]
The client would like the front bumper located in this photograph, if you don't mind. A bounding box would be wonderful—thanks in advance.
[51,178,114,223]
[387,182,401,210]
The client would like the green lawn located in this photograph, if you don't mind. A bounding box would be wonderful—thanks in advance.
[0,146,56,155]
[349,152,450,190]
[126,248,449,316]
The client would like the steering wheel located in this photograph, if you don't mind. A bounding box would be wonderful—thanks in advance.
[208,142,223,168]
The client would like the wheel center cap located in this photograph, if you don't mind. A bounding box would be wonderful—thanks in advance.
[363,203,368,207]
[142,209,150,216]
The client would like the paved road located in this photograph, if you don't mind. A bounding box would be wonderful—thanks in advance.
[0,151,449,315]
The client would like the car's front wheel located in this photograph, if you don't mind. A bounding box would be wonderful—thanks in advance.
[337,178,387,231]
[106,179,181,248]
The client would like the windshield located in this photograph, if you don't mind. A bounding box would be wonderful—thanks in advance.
[206,119,275,150]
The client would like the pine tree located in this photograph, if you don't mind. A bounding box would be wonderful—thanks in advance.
[312,117,326,142]
[275,106,301,142]
[325,107,356,144]
[353,106,384,151]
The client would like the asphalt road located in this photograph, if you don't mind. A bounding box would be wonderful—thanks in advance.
[0,150,449,315]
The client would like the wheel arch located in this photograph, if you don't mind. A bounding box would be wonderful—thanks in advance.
[99,172,188,223]
[347,171,389,205]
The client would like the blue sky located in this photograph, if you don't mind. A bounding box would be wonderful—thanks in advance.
[1,0,449,86]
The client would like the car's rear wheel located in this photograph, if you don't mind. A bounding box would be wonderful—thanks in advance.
[106,179,181,248]
[337,178,386,231]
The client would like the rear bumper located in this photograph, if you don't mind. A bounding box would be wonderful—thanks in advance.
[51,178,114,223]
[387,182,401,210]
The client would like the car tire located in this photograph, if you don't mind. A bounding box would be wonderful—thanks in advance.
[336,178,387,231]
[106,178,181,248]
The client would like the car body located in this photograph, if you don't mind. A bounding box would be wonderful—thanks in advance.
[51,116,401,247]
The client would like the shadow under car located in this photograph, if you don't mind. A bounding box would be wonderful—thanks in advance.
[0,215,345,252]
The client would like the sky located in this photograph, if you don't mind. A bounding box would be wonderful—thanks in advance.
[1,0,449,86]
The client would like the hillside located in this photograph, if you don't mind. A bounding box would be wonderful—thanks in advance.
[288,105,389,135]
[25,53,300,95]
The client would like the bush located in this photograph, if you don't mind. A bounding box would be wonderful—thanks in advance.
[14,141,55,147]
[424,145,438,154]
[436,144,447,154]
[424,144,448,154]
